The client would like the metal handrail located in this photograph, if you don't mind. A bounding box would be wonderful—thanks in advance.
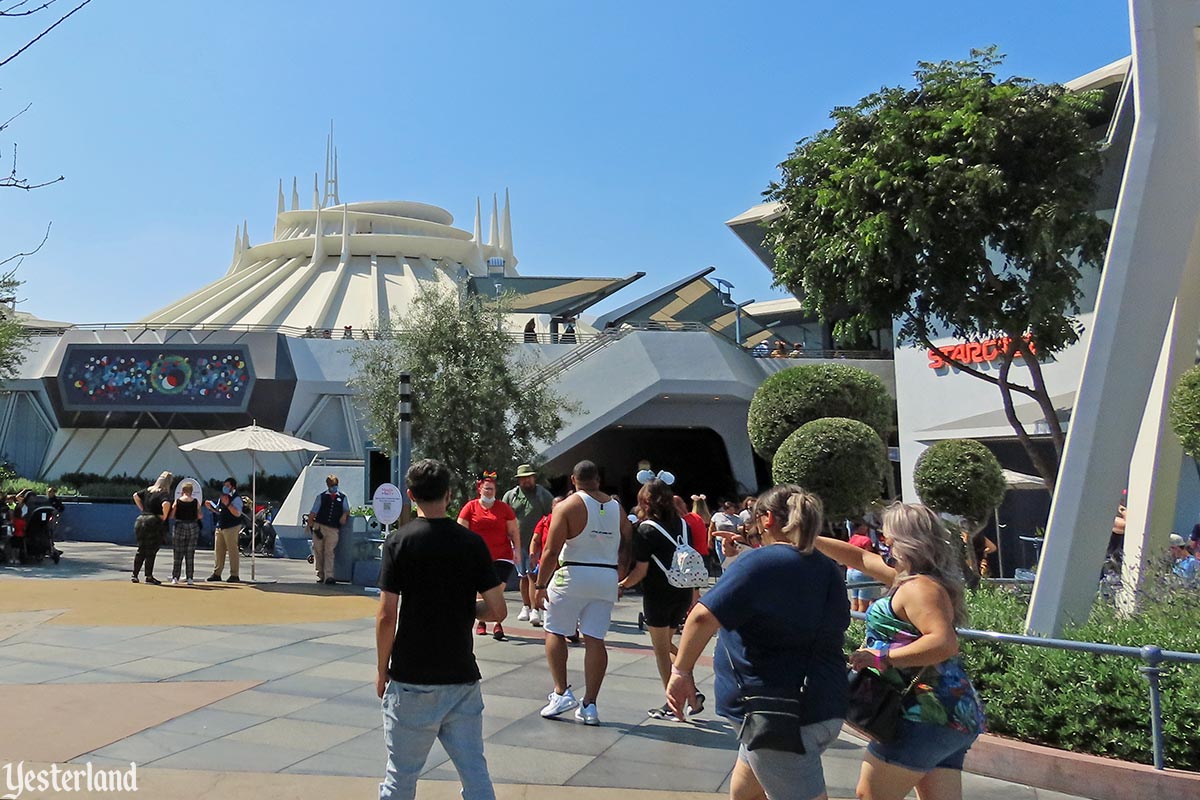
[752,348,891,360]
[843,581,1199,769]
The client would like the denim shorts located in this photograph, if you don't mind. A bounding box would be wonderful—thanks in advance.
[846,568,882,601]
[867,719,978,772]
[737,717,843,800]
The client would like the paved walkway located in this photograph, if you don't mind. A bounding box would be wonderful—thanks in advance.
[0,542,1086,799]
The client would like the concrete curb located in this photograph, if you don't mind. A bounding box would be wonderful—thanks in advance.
[963,733,1199,800]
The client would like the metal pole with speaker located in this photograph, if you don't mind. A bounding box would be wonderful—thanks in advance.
[398,372,412,523]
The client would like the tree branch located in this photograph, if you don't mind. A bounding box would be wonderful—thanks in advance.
[0,102,32,134]
[0,220,49,269]
[0,0,91,68]
[0,143,64,190]
[997,350,1058,490]
[0,1,57,18]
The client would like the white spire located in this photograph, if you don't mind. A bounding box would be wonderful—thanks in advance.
[291,176,299,211]
[340,201,352,261]
[472,197,482,243]
[321,121,339,208]
[488,193,499,246]
[313,173,320,209]
[333,147,340,206]
[233,225,243,257]
[500,188,513,256]
[277,180,285,215]
[241,220,250,251]
[311,203,325,268]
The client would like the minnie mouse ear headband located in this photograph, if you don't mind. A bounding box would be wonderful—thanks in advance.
[691,494,705,501]
[636,469,675,486]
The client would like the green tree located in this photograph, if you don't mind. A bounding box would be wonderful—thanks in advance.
[764,48,1111,490]
[1168,364,1200,459]
[349,287,576,503]
[771,417,886,521]
[913,439,1006,584]
[0,271,31,380]
[747,363,892,460]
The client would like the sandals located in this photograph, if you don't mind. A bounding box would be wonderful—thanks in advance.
[647,693,705,721]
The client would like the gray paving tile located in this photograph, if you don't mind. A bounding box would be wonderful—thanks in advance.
[103,656,211,680]
[326,730,387,762]
[256,674,363,698]
[480,694,546,721]
[167,663,284,682]
[218,652,328,677]
[66,755,141,770]
[154,643,265,665]
[567,753,729,792]
[960,773,1038,799]
[155,708,269,738]
[487,712,626,755]
[0,661,88,683]
[286,697,383,728]
[284,750,381,777]
[227,717,370,750]
[47,669,147,684]
[0,642,138,669]
[600,721,737,769]
[86,729,212,762]
[205,689,324,717]
[149,738,311,772]
[295,658,376,683]
[262,641,369,662]
[423,743,591,786]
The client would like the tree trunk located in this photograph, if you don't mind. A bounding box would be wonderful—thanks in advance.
[997,351,1059,491]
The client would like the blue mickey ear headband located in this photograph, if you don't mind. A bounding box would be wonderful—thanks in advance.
[636,469,675,486]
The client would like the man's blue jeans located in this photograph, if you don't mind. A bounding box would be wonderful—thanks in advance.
[380,680,494,800]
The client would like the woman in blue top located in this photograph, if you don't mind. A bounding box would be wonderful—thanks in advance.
[666,485,850,800]
[815,503,985,800]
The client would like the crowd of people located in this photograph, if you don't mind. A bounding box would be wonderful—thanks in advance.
[373,458,988,800]
[0,486,65,563]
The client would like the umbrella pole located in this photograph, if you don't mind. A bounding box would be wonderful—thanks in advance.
[251,453,257,582]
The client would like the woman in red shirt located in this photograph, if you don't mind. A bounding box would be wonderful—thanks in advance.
[458,472,519,640]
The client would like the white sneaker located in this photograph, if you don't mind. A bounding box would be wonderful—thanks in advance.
[529,608,542,626]
[540,687,579,718]
[575,702,600,726]
[517,606,531,622]
[170,578,179,586]
[186,579,194,585]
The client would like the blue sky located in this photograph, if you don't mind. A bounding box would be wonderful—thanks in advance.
[3,1,1131,324]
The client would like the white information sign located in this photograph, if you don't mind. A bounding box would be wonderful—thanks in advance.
[174,476,204,502]
[372,483,404,526]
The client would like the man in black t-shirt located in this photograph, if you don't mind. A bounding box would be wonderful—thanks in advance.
[376,459,506,800]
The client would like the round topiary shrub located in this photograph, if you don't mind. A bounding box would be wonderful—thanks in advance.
[748,364,892,460]
[1168,364,1200,458]
[771,417,886,520]
[913,439,1006,525]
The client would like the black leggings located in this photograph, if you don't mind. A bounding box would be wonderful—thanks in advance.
[133,514,163,578]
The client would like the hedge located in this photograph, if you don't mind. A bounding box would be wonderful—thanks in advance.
[747,363,892,459]
[1168,363,1200,458]
[771,417,886,519]
[846,581,1200,770]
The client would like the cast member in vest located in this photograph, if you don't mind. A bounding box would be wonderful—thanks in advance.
[534,460,633,726]
[207,477,244,583]
[132,471,173,585]
[170,482,202,585]
[310,474,349,585]
[502,464,554,627]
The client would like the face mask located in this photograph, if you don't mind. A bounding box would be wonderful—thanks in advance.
[329,486,339,494]
[480,496,496,508]
[222,486,232,495]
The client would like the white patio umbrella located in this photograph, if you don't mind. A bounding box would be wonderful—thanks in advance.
[179,422,328,581]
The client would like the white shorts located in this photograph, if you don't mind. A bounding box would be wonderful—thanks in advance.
[543,588,615,640]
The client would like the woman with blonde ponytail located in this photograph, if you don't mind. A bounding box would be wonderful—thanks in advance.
[814,502,985,800]
[666,485,850,800]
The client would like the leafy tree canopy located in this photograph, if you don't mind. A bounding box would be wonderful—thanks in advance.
[1168,364,1200,459]
[349,287,577,502]
[748,363,892,459]
[765,47,1110,356]
[771,417,886,520]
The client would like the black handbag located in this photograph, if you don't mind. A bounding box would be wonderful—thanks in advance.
[727,644,809,754]
[845,665,926,743]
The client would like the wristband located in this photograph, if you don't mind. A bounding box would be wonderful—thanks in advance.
[874,645,892,671]
[670,665,692,678]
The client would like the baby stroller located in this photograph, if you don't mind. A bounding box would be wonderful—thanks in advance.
[238,499,277,556]
[18,505,60,564]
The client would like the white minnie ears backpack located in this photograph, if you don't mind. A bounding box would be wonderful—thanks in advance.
[643,519,710,589]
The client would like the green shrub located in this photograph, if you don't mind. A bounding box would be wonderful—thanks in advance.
[1169,364,1200,458]
[913,439,1006,524]
[771,417,885,519]
[747,363,892,459]
[956,585,1200,770]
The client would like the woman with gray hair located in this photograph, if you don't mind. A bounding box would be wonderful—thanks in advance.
[814,502,985,800]
[131,471,173,585]
[666,485,850,800]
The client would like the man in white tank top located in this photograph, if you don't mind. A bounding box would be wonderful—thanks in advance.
[533,460,631,726]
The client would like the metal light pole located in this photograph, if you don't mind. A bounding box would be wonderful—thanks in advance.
[713,276,746,346]
[398,372,412,523]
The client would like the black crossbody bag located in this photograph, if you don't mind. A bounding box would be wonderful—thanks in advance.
[726,645,810,754]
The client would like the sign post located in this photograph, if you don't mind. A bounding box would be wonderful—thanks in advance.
[397,372,412,524]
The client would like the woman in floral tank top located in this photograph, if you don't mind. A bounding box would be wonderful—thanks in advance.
[816,503,985,800]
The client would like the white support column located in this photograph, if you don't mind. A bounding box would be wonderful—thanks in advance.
[1026,0,1200,634]
[1117,223,1200,615]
